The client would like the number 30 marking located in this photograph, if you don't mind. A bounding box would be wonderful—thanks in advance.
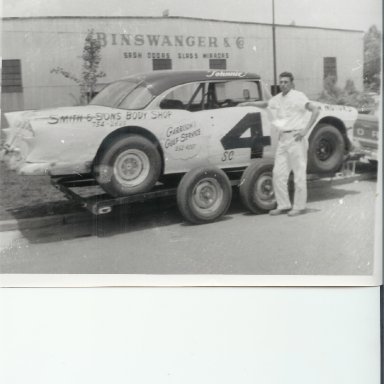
[222,150,235,161]
[220,112,271,158]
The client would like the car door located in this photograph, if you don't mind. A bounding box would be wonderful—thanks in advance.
[154,81,221,174]
[203,79,277,169]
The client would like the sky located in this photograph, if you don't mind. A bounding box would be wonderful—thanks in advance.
[2,0,382,32]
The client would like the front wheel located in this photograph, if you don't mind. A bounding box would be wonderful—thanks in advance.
[177,166,232,224]
[307,124,345,174]
[93,134,161,197]
[239,159,277,214]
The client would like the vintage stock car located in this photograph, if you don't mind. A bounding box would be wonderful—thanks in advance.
[1,70,359,223]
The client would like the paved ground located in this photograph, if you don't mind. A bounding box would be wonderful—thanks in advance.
[0,173,378,276]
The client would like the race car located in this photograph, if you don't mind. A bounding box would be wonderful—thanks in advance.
[1,70,358,223]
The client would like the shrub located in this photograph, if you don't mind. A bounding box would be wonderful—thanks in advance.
[317,76,376,113]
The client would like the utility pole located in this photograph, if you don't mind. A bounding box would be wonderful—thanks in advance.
[272,0,278,95]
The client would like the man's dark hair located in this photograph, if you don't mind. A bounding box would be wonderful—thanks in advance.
[279,72,294,81]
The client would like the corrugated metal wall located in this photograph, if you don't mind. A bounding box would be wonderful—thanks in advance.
[2,16,363,117]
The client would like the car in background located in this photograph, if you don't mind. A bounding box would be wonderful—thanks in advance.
[353,97,380,164]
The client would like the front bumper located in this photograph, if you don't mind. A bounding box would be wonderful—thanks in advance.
[353,147,378,162]
[350,137,378,162]
[1,146,51,175]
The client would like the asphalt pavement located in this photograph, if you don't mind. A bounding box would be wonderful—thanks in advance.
[0,166,379,277]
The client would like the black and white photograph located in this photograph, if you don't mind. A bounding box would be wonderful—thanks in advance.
[0,0,382,286]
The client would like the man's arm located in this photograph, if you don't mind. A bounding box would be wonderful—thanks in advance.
[239,100,269,108]
[294,102,321,141]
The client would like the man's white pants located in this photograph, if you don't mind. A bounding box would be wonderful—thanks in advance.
[273,133,308,211]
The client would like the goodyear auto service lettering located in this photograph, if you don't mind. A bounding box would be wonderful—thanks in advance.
[165,120,201,159]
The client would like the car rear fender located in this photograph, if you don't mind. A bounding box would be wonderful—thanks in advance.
[93,125,165,174]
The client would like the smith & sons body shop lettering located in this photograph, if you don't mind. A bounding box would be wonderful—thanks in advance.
[96,33,245,49]
[48,110,172,125]
[48,112,122,125]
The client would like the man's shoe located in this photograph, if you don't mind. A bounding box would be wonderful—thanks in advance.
[269,208,289,216]
[287,209,306,217]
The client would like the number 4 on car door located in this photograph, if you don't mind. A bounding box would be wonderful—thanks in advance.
[220,112,271,158]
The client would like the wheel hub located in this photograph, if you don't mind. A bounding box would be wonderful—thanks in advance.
[317,139,332,161]
[192,179,223,212]
[201,186,214,200]
[114,149,150,186]
[254,173,275,202]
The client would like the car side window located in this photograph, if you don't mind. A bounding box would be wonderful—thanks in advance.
[118,85,155,109]
[160,82,204,112]
[206,80,261,109]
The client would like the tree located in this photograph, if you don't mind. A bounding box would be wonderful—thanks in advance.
[51,29,106,104]
[318,76,376,112]
[318,25,381,111]
[317,75,343,105]
[363,25,381,92]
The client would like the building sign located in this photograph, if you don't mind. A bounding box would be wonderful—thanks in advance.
[96,33,245,49]
[96,32,244,62]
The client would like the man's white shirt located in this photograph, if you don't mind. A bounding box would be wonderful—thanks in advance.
[268,89,310,132]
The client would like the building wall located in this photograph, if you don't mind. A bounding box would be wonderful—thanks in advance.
[2,16,364,117]
[275,26,364,97]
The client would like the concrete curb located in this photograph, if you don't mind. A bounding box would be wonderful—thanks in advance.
[0,172,377,232]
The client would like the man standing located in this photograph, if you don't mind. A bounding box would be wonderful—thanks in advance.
[242,71,320,216]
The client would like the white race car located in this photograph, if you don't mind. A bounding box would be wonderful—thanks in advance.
[2,70,358,223]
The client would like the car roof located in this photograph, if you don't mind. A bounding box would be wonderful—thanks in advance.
[120,70,261,96]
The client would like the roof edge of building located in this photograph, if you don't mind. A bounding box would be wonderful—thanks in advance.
[2,15,365,33]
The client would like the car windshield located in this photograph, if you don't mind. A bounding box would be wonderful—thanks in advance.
[90,80,155,109]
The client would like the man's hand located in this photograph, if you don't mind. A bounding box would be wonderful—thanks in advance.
[294,131,306,141]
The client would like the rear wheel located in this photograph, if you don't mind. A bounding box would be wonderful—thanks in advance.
[307,124,345,174]
[177,166,232,224]
[93,134,161,197]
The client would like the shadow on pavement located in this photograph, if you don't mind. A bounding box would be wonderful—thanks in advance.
[0,200,84,221]
[10,173,371,245]
[307,184,361,202]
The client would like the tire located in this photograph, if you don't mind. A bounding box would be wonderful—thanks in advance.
[239,159,277,214]
[307,124,345,174]
[177,166,232,224]
[93,134,161,197]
